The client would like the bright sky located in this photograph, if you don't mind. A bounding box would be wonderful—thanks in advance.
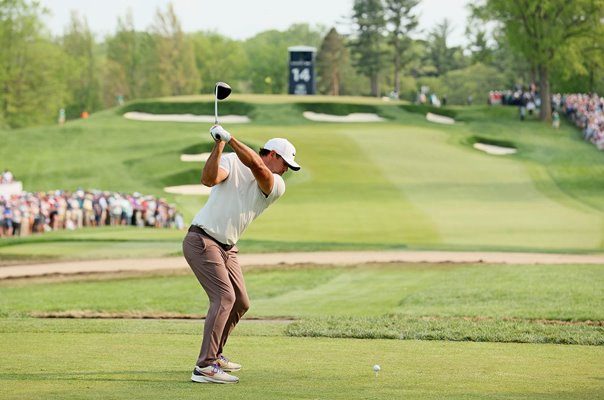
[38,0,472,46]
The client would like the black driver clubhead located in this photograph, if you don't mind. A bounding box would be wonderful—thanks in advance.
[215,82,232,100]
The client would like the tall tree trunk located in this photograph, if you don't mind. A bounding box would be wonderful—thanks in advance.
[371,73,380,97]
[538,63,551,122]
[393,51,400,95]
[529,65,537,87]
[332,71,339,95]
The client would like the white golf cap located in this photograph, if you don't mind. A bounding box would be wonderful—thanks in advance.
[263,138,301,171]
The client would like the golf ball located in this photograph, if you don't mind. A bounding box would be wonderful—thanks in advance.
[373,364,381,372]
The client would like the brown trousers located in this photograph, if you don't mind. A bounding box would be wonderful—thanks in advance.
[182,230,250,367]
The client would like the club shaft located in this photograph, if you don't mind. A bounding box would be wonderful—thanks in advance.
[214,95,218,125]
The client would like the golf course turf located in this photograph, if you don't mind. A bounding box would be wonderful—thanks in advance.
[1,95,603,398]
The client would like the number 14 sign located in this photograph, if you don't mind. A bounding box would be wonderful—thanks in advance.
[288,46,316,95]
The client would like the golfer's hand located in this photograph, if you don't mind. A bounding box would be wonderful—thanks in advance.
[210,125,231,143]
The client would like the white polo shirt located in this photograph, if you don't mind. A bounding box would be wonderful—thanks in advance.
[191,153,285,245]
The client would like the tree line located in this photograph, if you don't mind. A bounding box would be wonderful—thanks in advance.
[0,0,602,128]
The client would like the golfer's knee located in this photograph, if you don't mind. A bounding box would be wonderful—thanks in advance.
[236,295,250,315]
[219,291,236,311]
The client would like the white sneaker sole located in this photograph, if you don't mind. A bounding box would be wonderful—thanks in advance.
[191,373,239,384]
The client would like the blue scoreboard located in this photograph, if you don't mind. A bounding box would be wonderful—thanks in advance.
[288,46,317,95]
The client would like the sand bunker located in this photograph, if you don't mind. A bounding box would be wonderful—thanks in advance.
[164,184,212,195]
[426,112,455,125]
[180,153,211,162]
[303,111,384,122]
[124,112,250,123]
[473,143,517,155]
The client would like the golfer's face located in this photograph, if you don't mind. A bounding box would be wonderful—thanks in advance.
[273,153,289,175]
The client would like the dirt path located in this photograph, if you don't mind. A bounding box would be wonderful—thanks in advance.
[1,251,603,279]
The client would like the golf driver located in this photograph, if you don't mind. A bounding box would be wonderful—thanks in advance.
[214,81,232,125]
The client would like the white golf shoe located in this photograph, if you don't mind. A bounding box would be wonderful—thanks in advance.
[191,364,239,384]
[217,355,242,372]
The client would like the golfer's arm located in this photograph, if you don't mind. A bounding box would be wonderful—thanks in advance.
[228,137,274,195]
[201,141,229,186]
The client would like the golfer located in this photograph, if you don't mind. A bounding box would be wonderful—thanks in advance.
[183,124,300,384]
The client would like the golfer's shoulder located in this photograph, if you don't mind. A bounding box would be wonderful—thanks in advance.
[270,174,286,198]
[220,152,237,169]
[223,152,237,162]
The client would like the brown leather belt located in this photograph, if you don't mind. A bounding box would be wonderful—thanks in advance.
[188,225,234,251]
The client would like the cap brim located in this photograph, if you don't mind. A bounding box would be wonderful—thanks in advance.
[283,157,300,171]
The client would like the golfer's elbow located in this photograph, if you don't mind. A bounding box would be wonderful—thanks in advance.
[201,175,218,187]
[201,170,217,186]
[202,167,228,187]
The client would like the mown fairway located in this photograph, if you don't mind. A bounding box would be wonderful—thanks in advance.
[0,97,603,262]
[1,263,603,399]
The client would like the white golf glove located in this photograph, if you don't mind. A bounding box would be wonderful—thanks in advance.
[209,125,231,142]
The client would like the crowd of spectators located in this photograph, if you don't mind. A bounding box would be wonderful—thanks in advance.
[0,189,184,238]
[489,85,540,120]
[563,93,604,150]
[489,87,604,150]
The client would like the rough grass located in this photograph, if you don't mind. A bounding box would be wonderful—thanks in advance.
[285,315,604,345]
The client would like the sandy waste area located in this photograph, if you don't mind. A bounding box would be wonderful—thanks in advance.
[426,112,455,125]
[302,111,384,122]
[473,143,517,155]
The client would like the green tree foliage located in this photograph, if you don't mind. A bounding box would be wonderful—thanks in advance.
[350,0,388,96]
[244,23,324,94]
[190,31,248,95]
[61,11,103,118]
[466,28,494,66]
[244,31,283,94]
[481,0,604,121]
[384,0,419,96]
[104,10,148,103]
[149,3,199,96]
[426,18,467,76]
[442,63,506,105]
[316,28,350,95]
[0,0,67,127]
[550,28,604,95]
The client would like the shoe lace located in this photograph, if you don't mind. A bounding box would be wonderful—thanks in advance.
[210,364,226,375]
[219,355,230,363]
